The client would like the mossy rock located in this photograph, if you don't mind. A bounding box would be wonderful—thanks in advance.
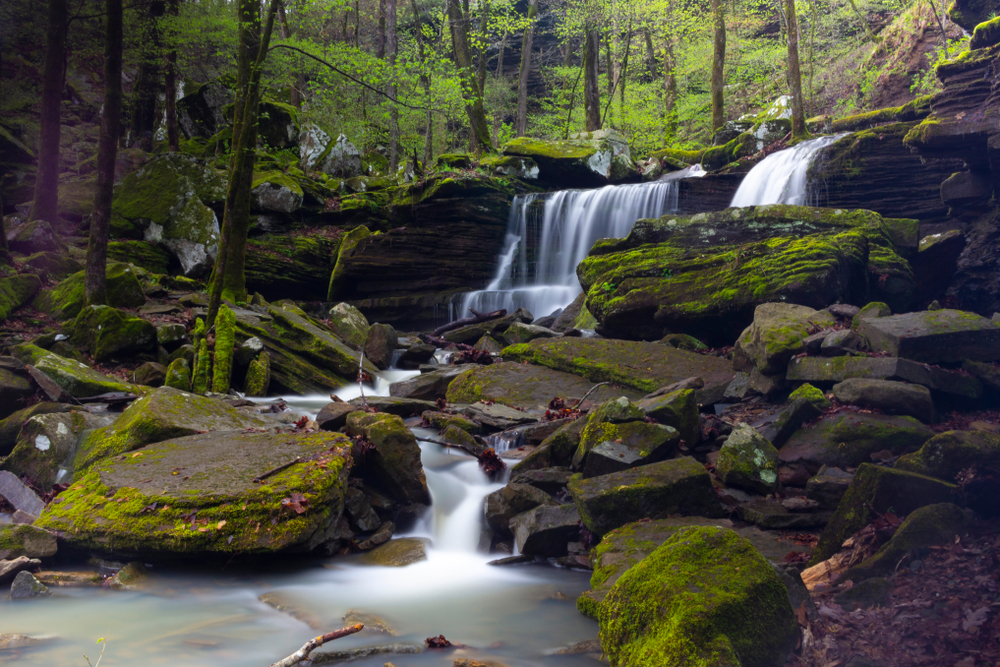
[970,15,1000,48]
[21,251,85,281]
[478,155,540,179]
[164,357,191,390]
[0,274,42,322]
[598,526,798,667]
[778,412,933,469]
[659,333,708,350]
[0,402,73,456]
[421,411,479,435]
[0,524,58,560]
[4,411,104,488]
[787,383,830,410]
[256,100,300,150]
[244,351,271,396]
[33,263,146,321]
[7,219,67,255]
[811,463,956,564]
[245,233,341,302]
[30,349,143,398]
[435,153,473,170]
[327,302,370,350]
[345,411,430,505]
[502,131,635,186]
[894,430,1000,481]
[511,418,586,472]
[573,397,648,467]
[107,241,174,275]
[735,303,836,375]
[69,305,156,363]
[636,388,700,448]
[716,424,780,495]
[327,225,373,301]
[36,431,352,558]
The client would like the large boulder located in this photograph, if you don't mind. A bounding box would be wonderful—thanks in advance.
[364,323,397,370]
[390,365,478,401]
[576,206,914,344]
[7,220,66,255]
[598,526,798,667]
[3,411,111,488]
[716,424,780,495]
[256,101,299,149]
[778,412,934,470]
[36,431,353,557]
[17,347,142,398]
[0,274,42,322]
[73,386,269,472]
[502,130,636,187]
[69,305,157,362]
[327,303,370,350]
[299,126,362,177]
[0,524,58,560]
[484,483,554,537]
[569,457,723,536]
[345,412,430,505]
[251,172,303,214]
[176,82,234,139]
[446,362,640,409]
[831,378,934,422]
[735,303,836,375]
[895,429,1000,481]
[33,263,146,321]
[510,503,581,556]
[859,309,1000,364]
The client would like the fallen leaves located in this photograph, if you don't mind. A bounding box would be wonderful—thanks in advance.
[281,492,309,514]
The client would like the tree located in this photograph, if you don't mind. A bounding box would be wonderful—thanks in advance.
[387,0,399,171]
[410,0,434,163]
[583,24,601,131]
[516,0,538,136]
[785,0,806,138]
[85,0,124,306]
[164,0,180,152]
[131,2,164,143]
[445,0,493,152]
[709,0,725,132]
[29,0,68,224]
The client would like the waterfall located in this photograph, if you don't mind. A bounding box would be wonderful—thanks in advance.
[461,165,706,320]
[730,134,846,207]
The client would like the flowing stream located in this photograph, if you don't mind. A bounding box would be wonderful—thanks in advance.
[1,373,597,666]
[730,134,846,207]
[460,166,705,319]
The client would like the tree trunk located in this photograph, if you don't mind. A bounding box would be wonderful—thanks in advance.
[710,0,726,132]
[516,0,538,136]
[277,1,302,107]
[85,0,124,306]
[377,0,386,58]
[604,34,613,126]
[583,26,601,132]
[445,0,493,152]
[387,0,398,171]
[164,0,180,151]
[410,0,434,164]
[663,34,676,142]
[785,0,806,138]
[643,28,656,81]
[618,22,632,125]
[130,3,162,144]
[30,0,68,224]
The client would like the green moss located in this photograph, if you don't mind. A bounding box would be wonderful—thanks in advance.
[0,274,42,321]
[700,133,756,171]
[212,304,236,393]
[193,340,211,394]
[970,16,1000,48]
[715,425,779,494]
[788,382,831,410]
[327,225,373,301]
[244,351,270,396]
[895,430,1000,481]
[830,97,933,133]
[164,357,191,390]
[107,241,173,274]
[33,263,146,321]
[70,305,157,363]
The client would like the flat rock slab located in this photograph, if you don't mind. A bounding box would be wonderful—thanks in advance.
[36,431,353,557]
[388,364,479,401]
[738,499,833,530]
[348,396,436,417]
[859,309,1000,364]
[463,402,539,430]
[0,525,57,560]
[0,557,41,585]
[778,412,934,469]
[832,378,934,422]
[446,362,641,409]
[786,355,982,397]
[500,337,734,400]
[0,471,45,517]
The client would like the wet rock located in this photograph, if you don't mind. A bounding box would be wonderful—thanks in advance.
[462,402,537,430]
[453,659,511,667]
[509,467,573,494]
[346,412,431,504]
[485,483,554,536]
[133,361,167,387]
[0,557,41,586]
[569,457,723,536]
[440,425,483,455]
[472,335,504,354]
[422,411,480,435]
[34,570,102,587]
[397,343,436,369]
[364,323,398,370]
[0,633,52,650]
[738,499,832,529]
[832,378,934,422]
[580,424,681,478]
[345,487,381,532]
[859,310,1000,363]
[716,424,780,495]
[344,609,396,635]
[108,561,150,590]
[636,388,700,448]
[806,466,855,508]
[447,362,638,410]
[10,571,50,599]
[736,303,838,375]
[787,355,982,398]
[502,322,558,345]
[820,329,867,356]
[349,396,436,417]
[758,397,822,448]
[510,503,581,556]
[778,413,933,469]
[390,364,478,401]
[316,401,356,432]
[442,308,534,345]
[511,419,585,472]
[0,471,46,517]
[356,520,395,550]
[358,537,428,566]
[0,525,57,560]
[68,305,156,363]
[894,429,1000,481]
[327,303,370,351]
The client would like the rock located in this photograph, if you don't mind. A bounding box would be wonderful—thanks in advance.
[747,366,786,396]
[0,472,46,517]
[74,386,269,471]
[577,207,912,344]
[34,570,102,587]
[598,527,798,667]
[357,537,429,566]
[473,334,503,354]
[316,402,356,432]
[716,424,780,495]
[636,388,700,448]
[658,333,708,350]
[7,219,66,255]
[851,301,891,329]
[827,304,861,319]
[820,329,867,356]
[356,520,394,550]
[0,557,41,586]
[422,411,479,435]
[343,609,395,636]
[300,127,362,177]
[0,633,52,650]
[502,130,635,187]
[915,230,966,304]
[509,467,573,494]
[69,305,157,362]
[327,302,370,351]
[442,308,534,345]
[485,483,555,537]
[364,323,397,369]
[164,357,191,390]
[811,463,957,564]
[344,487,381,532]
[736,303,838,375]
[510,503,581,556]
[502,322,558,345]
[260,591,324,629]
[3,411,107,488]
[578,420,680,476]
[396,343,435,369]
[0,274,42,322]
[36,431,353,557]
[895,429,1000,481]
[10,571,50,599]
[133,361,167,387]
[0,368,33,420]
[108,561,149,590]
[778,413,934,469]
[782,497,820,511]
[348,396,436,417]
[346,412,431,504]
[501,337,735,398]
[788,383,831,410]
[831,378,934,421]
[17,348,140,398]
[310,641,423,663]
[244,352,271,396]
[569,457,723,536]
[859,310,1000,363]
[758,397,822,448]
[0,525,57,560]
[12,510,38,524]
[462,402,538,430]
[787,355,982,398]
[251,175,303,214]
[176,81,233,138]
[511,419,585,472]
[835,577,892,611]
[806,466,854,508]
[390,364,478,401]
[738,498,832,529]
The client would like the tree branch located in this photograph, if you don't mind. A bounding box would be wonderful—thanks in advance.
[270,624,364,667]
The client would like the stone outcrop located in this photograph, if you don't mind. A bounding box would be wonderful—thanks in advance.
[502,130,637,187]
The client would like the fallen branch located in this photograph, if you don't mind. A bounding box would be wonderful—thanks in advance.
[415,436,506,477]
[431,308,507,337]
[253,456,301,483]
[357,351,368,409]
[573,382,611,409]
[269,623,364,667]
[415,435,481,458]
[419,333,474,349]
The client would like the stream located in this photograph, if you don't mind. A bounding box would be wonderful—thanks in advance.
[0,372,598,666]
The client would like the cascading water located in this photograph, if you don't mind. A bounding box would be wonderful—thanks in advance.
[461,165,706,319]
[730,134,846,207]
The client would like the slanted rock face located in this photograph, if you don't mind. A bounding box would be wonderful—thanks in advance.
[502,130,636,187]
[36,431,353,558]
[598,526,799,667]
[29,349,142,398]
[576,205,914,344]
[346,412,431,505]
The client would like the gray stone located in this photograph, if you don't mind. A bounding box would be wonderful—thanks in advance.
[509,467,573,494]
[738,499,833,529]
[827,304,861,319]
[832,378,935,422]
[397,343,436,368]
[778,412,933,469]
[0,368,33,420]
[583,441,647,477]
[133,361,167,387]
[748,367,785,396]
[786,355,982,398]
[316,402,356,431]
[156,323,187,349]
[463,402,538,430]
[502,322,559,345]
[388,364,477,401]
[724,372,751,400]
[9,571,50,599]
[757,398,822,448]
[0,472,45,517]
[348,396,436,417]
[820,329,867,356]
[0,557,41,586]
[735,303,836,375]
[357,537,428,566]
[485,483,554,536]
[510,503,581,556]
[311,642,423,664]
[940,170,992,207]
[803,331,830,354]
[356,521,394,550]
[345,487,381,532]
[859,310,1000,364]
[716,424,780,495]
[805,466,854,508]
[364,323,398,370]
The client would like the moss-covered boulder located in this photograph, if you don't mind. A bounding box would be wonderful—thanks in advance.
[327,225,373,301]
[858,309,1000,364]
[33,263,146,321]
[0,274,42,322]
[636,388,700,448]
[8,220,67,255]
[69,305,157,362]
[501,337,735,397]
[251,171,304,214]
[36,431,352,558]
[894,430,1000,481]
[598,526,798,667]
[576,205,914,344]
[502,130,636,186]
[73,386,269,472]
[0,402,72,455]
[581,423,682,478]
[299,126,362,177]
[364,323,398,370]
[502,322,558,345]
[716,425,780,495]
[163,357,191,390]
[735,303,837,375]
[787,383,831,410]
[0,524,58,560]
[778,412,933,470]
[28,349,143,398]
[511,418,586,472]
[478,154,540,179]
[327,302,370,350]
[345,412,430,505]
[3,411,107,488]
[446,362,640,410]
[245,351,271,396]
[0,367,33,420]
[569,457,723,536]
[970,15,1000,48]
[573,397,661,469]
[811,463,956,564]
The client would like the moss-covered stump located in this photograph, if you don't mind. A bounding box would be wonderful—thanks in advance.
[502,131,635,187]
[33,263,146,321]
[245,351,271,396]
[0,274,42,322]
[501,337,735,397]
[735,303,836,375]
[164,358,191,390]
[894,430,1000,481]
[0,525,59,560]
[74,386,269,472]
[24,348,143,398]
[811,463,957,564]
[446,362,640,410]
[575,205,914,344]
[3,411,106,488]
[36,431,352,558]
[69,305,157,362]
[598,526,798,667]
[716,425,780,495]
[345,412,430,505]
[569,457,723,536]
[212,305,236,393]
[778,412,933,470]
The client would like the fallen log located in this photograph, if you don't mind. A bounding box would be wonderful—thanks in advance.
[269,623,364,667]
[431,308,506,337]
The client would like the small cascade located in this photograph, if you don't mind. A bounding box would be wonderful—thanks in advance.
[460,165,706,319]
[484,429,525,455]
[730,134,846,207]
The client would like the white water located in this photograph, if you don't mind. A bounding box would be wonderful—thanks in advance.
[461,165,706,320]
[730,134,846,207]
[2,372,597,666]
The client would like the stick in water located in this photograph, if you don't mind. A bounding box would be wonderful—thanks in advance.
[269,623,364,667]
[357,351,367,409]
